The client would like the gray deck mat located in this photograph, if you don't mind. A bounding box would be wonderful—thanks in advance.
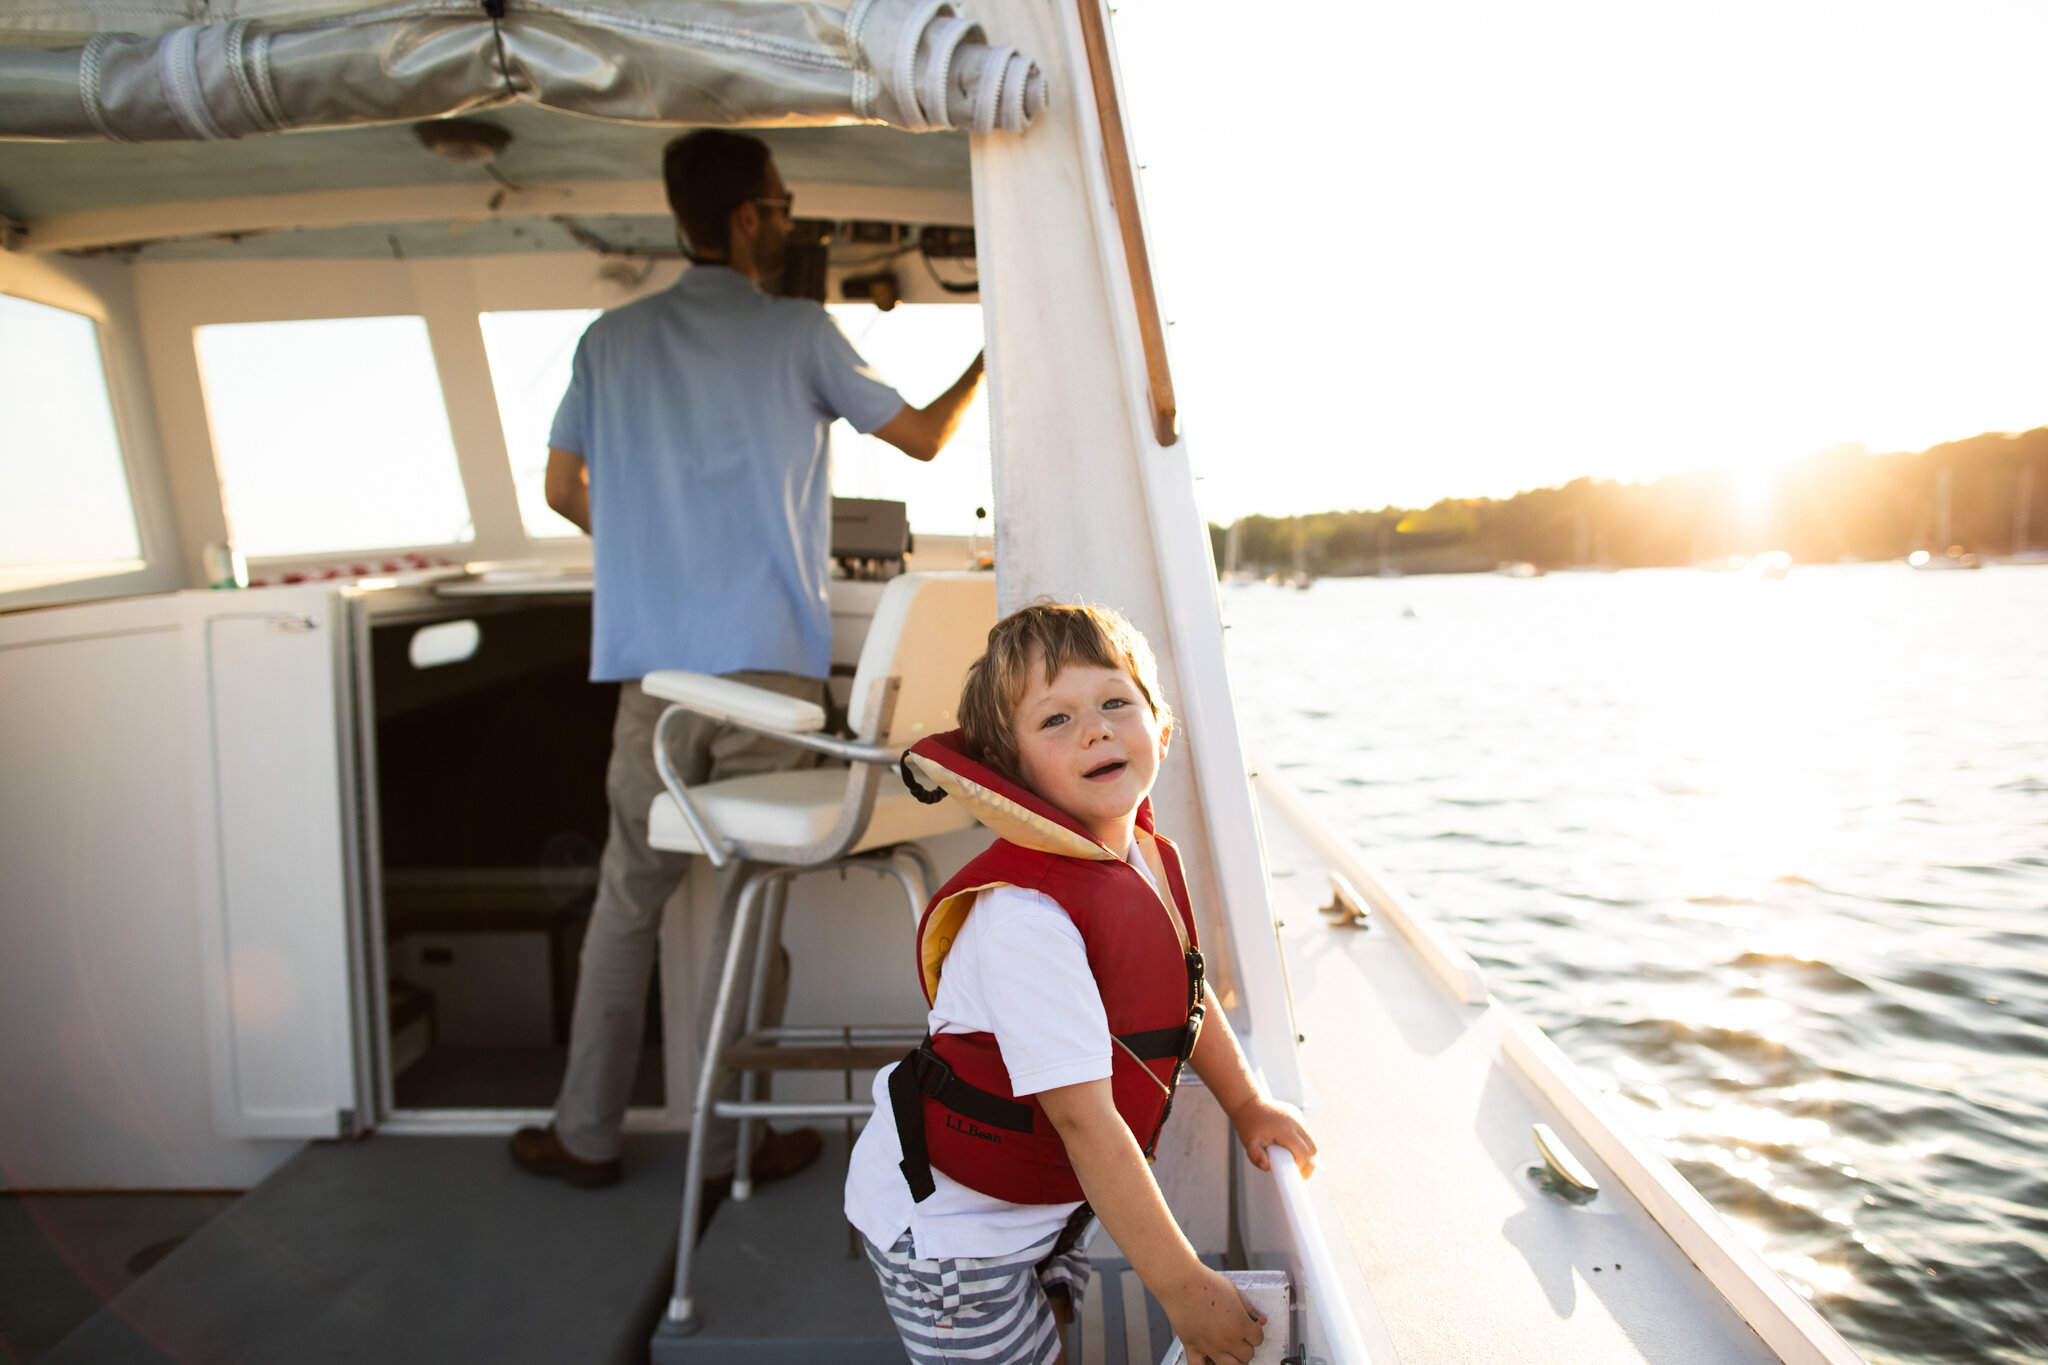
[40,1133,685,1365]
[652,1130,903,1363]
[1,1192,235,1363]
[652,1127,1222,1365]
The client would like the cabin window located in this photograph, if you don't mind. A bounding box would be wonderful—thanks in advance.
[194,316,473,559]
[0,293,143,590]
[828,303,992,537]
[478,308,603,540]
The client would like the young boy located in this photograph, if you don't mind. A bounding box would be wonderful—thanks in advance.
[845,602,1317,1365]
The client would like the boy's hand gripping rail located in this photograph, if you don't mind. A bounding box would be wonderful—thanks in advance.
[1267,1146,1377,1365]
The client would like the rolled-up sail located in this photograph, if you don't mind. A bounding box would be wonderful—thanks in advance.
[0,0,1044,141]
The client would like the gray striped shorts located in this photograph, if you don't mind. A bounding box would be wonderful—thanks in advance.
[863,1226,1093,1365]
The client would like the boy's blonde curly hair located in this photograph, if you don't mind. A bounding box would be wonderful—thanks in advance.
[956,600,1171,783]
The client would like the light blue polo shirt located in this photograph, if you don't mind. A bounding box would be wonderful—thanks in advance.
[550,268,907,682]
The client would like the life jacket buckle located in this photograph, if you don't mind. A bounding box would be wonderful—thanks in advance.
[913,1046,956,1100]
[1178,1002,1206,1063]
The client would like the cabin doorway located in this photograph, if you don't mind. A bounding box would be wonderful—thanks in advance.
[361,594,660,1116]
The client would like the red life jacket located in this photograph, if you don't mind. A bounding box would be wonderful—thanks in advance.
[890,730,1205,1206]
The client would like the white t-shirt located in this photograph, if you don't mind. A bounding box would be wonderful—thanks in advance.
[844,848,1160,1260]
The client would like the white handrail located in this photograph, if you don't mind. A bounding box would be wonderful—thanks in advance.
[1266,1147,1377,1365]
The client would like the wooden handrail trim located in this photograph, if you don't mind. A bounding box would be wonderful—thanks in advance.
[1074,0,1180,447]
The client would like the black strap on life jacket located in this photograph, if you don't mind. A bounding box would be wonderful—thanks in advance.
[1116,1025,1194,1061]
[892,935,1209,1203]
[891,1015,1205,1203]
[1136,949,1208,1155]
[891,1040,1035,1203]
[1135,950,1207,1065]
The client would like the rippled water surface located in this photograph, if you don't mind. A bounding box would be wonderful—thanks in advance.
[1221,565,2048,1365]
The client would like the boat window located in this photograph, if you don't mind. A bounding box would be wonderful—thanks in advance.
[194,316,473,559]
[0,293,143,591]
[478,309,603,540]
[829,303,992,536]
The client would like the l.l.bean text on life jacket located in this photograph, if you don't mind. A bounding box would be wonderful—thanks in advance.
[944,1115,1004,1144]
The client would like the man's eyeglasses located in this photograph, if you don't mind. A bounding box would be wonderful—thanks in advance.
[751,195,794,218]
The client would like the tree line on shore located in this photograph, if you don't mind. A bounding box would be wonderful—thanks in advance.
[1213,428,2048,577]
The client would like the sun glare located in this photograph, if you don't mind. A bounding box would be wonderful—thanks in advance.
[1111,0,2048,520]
[1729,458,1781,536]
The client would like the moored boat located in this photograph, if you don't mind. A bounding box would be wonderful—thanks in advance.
[1,4,1867,1361]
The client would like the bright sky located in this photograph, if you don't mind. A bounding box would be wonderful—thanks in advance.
[827,302,994,537]
[1110,0,2048,520]
[15,3,2046,563]
[0,294,138,572]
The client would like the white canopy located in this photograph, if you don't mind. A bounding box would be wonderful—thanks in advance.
[0,0,1044,141]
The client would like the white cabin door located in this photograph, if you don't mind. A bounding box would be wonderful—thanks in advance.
[187,589,362,1138]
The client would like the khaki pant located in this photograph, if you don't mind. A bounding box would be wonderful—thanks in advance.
[553,674,824,1169]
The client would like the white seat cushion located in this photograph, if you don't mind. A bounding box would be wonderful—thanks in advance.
[648,767,977,856]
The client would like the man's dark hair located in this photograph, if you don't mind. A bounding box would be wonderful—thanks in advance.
[663,129,772,258]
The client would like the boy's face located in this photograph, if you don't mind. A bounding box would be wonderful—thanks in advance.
[1011,650,1170,849]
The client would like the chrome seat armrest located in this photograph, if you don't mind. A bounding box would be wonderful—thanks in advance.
[647,676,905,871]
[640,670,828,732]
[651,703,736,869]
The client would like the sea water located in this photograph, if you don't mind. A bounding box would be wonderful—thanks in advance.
[1222,563,2048,1365]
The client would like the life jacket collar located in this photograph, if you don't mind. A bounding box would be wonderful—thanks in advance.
[901,728,1156,862]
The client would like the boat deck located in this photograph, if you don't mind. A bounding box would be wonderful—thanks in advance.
[1257,787,1780,1365]
[11,797,1814,1365]
[651,1130,902,1364]
[1,1191,236,1363]
[30,1134,687,1365]
[652,1128,1225,1364]
[16,1130,1222,1365]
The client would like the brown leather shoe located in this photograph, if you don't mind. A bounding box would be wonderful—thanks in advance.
[748,1125,824,1186]
[510,1124,623,1189]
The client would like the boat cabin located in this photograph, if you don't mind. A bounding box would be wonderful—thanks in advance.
[1,20,1015,1154]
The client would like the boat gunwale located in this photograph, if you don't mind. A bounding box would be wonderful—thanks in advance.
[1253,765,1865,1365]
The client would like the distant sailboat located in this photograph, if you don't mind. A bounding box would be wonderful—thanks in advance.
[2006,465,2048,563]
[1912,466,1980,569]
[1220,518,1256,584]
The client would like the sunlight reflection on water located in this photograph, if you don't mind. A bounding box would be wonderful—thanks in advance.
[1224,564,2048,1365]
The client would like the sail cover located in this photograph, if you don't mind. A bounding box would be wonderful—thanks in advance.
[0,0,1044,141]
